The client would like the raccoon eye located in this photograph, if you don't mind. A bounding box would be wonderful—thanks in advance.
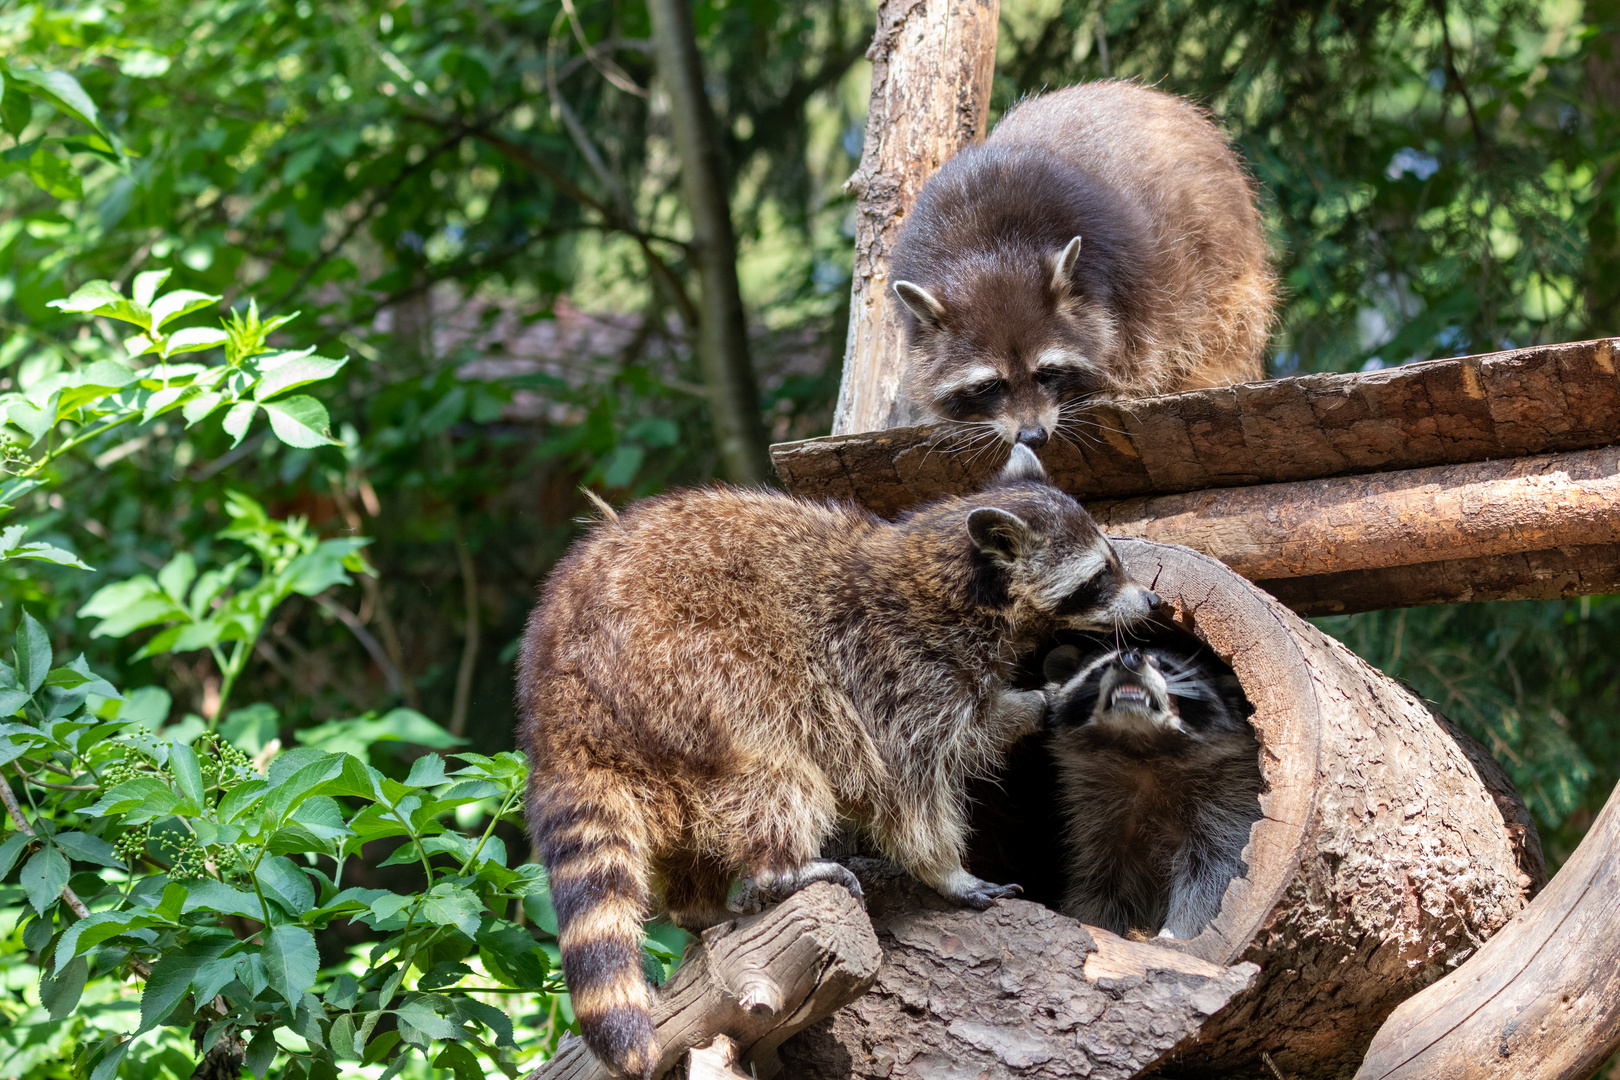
[940,379,1006,418]
[1055,575,1110,615]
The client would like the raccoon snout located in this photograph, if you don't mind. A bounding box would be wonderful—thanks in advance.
[1017,424,1049,449]
[1119,650,1145,673]
[1144,590,1163,610]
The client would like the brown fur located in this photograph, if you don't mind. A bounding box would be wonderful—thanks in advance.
[891,80,1277,448]
[517,447,1159,1077]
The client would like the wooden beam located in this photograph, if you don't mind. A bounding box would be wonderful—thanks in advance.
[832,0,1001,435]
[1354,777,1620,1080]
[780,338,1620,514]
[1090,446,1620,581]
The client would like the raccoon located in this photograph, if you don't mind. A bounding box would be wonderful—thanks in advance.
[1043,639,1263,940]
[890,80,1277,448]
[517,445,1161,1078]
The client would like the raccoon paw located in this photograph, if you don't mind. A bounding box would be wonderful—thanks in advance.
[730,861,865,915]
[936,870,1023,910]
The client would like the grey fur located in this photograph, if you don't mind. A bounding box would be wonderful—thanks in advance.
[1045,642,1263,939]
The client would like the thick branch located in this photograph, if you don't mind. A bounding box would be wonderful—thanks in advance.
[528,882,880,1080]
[646,0,771,484]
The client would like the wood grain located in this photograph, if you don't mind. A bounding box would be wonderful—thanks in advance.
[1354,778,1620,1080]
[526,882,880,1080]
[831,0,1001,436]
[783,338,1620,514]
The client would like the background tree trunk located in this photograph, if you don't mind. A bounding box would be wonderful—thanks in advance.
[831,0,1001,436]
[647,0,771,484]
[780,540,1542,1080]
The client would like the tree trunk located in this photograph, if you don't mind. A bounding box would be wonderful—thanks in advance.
[831,0,1001,436]
[646,0,771,484]
[780,540,1542,1080]
[1354,776,1620,1080]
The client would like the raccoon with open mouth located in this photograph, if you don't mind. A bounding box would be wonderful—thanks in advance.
[1043,638,1263,940]
[890,80,1276,449]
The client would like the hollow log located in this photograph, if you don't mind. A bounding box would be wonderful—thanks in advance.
[526,882,880,1080]
[832,0,1000,436]
[1354,776,1620,1080]
[780,540,1543,1080]
[777,860,1262,1079]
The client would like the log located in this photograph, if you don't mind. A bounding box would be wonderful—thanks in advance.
[778,859,1263,1080]
[832,0,1000,436]
[785,338,1620,509]
[1354,776,1620,1080]
[1089,446,1620,580]
[527,882,880,1080]
[781,540,1543,1079]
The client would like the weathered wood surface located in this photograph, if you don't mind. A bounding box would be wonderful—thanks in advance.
[1091,446,1620,581]
[831,0,1000,436]
[778,859,1262,1079]
[1354,777,1620,1080]
[526,883,879,1080]
[782,542,1542,1079]
[1259,541,1620,616]
[789,338,1620,512]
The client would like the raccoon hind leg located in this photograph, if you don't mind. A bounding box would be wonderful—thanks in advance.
[730,859,865,915]
[660,852,736,934]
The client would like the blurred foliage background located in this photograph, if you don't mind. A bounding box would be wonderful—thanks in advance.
[1,0,1618,1073]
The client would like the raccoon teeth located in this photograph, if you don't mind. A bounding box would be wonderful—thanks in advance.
[1110,684,1149,709]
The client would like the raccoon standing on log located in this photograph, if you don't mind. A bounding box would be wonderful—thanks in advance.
[517,446,1161,1078]
[1043,639,1263,940]
[890,80,1277,448]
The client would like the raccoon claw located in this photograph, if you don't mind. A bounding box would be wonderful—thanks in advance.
[730,860,865,915]
[938,871,1023,910]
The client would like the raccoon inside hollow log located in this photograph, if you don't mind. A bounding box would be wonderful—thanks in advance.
[516,444,1161,1079]
[889,80,1276,448]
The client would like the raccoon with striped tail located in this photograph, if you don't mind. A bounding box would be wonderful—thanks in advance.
[1043,638,1263,940]
[517,445,1161,1078]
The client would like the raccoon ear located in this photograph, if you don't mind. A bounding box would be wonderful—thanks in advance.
[967,507,1031,563]
[893,280,946,330]
[1050,236,1083,292]
[1043,644,1084,685]
[999,443,1047,483]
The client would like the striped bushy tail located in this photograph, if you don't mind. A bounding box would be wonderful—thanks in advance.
[533,776,658,1079]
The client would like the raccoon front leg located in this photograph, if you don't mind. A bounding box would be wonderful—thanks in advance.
[987,686,1049,737]
[1161,843,1246,939]
[875,783,1021,910]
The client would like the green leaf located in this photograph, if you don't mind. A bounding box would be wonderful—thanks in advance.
[181,878,267,921]
[433,1042,483,1080]
[163,327,230,357]
[1,537,92,570]
[416,882,481,938]
[169,743,205,807]
[149,290,220,330]
[24,147,81,200]
[20,846,69,916]
[46,280,150,329]
[262,394,339,448]
[254,350,347,401]
[0,83,30,137]
[222,401,258,447]
[257,855,316,915]
[131,269,171,307]
[8,67,108,138]
[262,924,320,1003]
[0,832,33,878]
[245,1026,277,1079]
[88,1038,130,1080]
[138,948,208,1032]
[52,831,124,869]
[394,994,463,1041]
[182,390,225,426]
[329,1013,357,1059]
[476,919,550,988]
[54,910,148,968]
[41,954,88,1020]
[404,753,446,788]
[17,612,51,694]
[455,996,517,1047]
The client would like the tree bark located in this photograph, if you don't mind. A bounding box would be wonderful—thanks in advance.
[526,882,880,1080]
[780,541,1542,1080]
[831,0,1001,436]
[1089,446,1620,581]
[646,0,771,484]
[1354,775,1620,1080]
[783,338,1620,511]
[778,860,1262,1079]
